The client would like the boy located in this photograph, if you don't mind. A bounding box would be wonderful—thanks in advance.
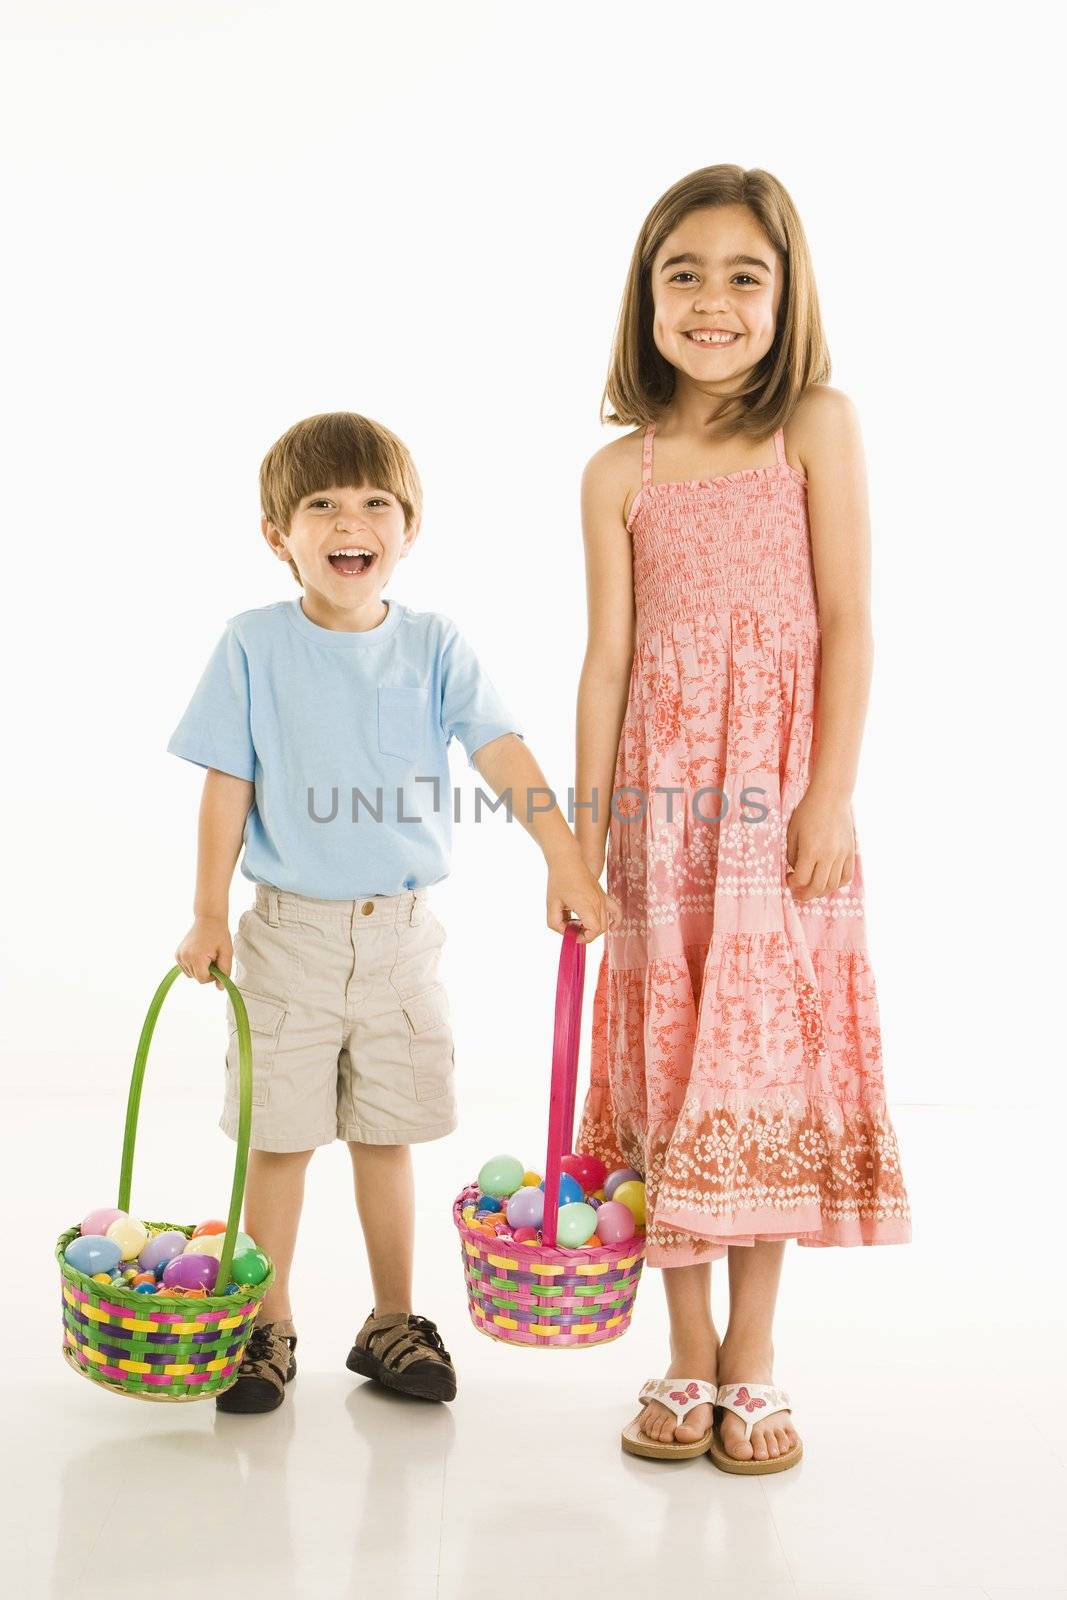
[169,411,607,1413]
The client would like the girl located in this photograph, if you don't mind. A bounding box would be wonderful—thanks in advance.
[573,165,911,1474]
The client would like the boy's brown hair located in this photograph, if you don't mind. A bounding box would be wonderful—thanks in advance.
[602,164,831,441]
[260,412,423,587]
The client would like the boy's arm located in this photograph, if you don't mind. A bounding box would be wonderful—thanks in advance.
[471,732,606,942]
[176,768,255,987]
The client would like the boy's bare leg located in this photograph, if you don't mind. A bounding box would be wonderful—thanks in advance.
[242,1147,315,1325]
[347,1141,414,1314]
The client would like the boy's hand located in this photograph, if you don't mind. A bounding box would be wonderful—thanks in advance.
[176,916,233,990]
[546,847,610,944]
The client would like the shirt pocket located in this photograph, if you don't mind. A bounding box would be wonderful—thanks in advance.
[378,685,429,763]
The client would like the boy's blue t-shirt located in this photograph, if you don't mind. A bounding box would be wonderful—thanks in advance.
[167,598,525,900]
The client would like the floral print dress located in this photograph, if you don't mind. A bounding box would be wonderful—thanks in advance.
[576,422,911,1268]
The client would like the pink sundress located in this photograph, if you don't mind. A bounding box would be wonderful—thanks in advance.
[576,421,911,1268]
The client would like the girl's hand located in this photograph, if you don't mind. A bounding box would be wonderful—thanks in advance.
[579,849,623,932]
[785,786,856,901]
[547,847,610,943]
[176,916,233,990]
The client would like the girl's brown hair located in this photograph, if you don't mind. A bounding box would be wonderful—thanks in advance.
[260,412,423,588]
[602,165,830,439]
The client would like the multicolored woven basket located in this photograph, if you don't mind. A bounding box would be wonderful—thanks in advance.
[57,962,275,1402]
[453,922,646,1347]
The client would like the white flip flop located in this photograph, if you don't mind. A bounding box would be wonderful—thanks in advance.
[708,1382,803,1474]
[620,1377,718,1460]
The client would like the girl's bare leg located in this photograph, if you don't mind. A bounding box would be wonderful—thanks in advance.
[638,1260,719,1444]
[717,1241,801,1462]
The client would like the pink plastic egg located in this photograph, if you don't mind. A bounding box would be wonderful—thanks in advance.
[80,1207,127,1236]
[594,1200,637,1246]
[512,1226,539,1244]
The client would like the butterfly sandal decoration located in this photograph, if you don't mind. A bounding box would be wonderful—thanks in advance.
[620,1376,719,1460]
[707,1382,803,1475]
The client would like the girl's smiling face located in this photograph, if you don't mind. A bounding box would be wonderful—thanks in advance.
[650,204,783,391]
[263,484,418,624]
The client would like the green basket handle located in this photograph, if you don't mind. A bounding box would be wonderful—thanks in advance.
[117,962,252,1295]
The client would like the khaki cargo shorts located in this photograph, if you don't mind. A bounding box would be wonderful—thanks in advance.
[220,883,458,1152]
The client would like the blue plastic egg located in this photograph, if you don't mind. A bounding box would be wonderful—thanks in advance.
[539,1173,584,1207]
[475,1195,502,1213]
[64,1234,122,1276]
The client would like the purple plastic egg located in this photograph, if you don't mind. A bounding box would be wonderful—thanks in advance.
[604,1167,642,1200]
[506,1186,545,1229]
[162,1253,219,1292]
[138,1230,188,1272]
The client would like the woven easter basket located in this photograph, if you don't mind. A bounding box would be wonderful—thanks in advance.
[57,962,275,1402]
[453,921,646,1347]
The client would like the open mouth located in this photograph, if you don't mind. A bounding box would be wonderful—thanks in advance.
[328,548,377,576]
[685,330,741,347]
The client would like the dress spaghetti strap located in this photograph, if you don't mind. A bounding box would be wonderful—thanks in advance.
[642,423,656,489]
[772,425,788,472]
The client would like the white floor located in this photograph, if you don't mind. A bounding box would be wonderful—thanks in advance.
[9,1091,1066,1600]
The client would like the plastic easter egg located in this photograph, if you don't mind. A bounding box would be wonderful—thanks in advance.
[539,1173,584,1207]
[554,1201,598,1248]
[65,1234,122,1276]
[138,1230,187,1273]
[604,1167,642,1200]
[134,1281,158,1294]
[106,1216,149,1261]
[190,1219,227,1239]
[594,1199,637,1246]
[522,1171,542,1188]
[80,1207,126,1236]
[518,1236,541,1248]
[506,1186,545,1229]
[131,1271,155,1286]
[611,1180,646,1227]
[560,1154,587,1185]
[512,1226,539,1244]
[183,1231,227,1260]
[91,1272,111,1284]
[475,1194,503,1213]
[233,1232,256,1255]
[230,1247,270,1287]
[571,1153,607,1192]
[590,1189,605,1203]
[477,1154,525,1199]
[162,1253,220,1292]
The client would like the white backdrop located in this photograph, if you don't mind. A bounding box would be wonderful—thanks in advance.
[5,8,1067,1596]
[1,0,1062,1158]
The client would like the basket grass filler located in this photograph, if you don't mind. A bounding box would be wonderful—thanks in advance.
[57,962,275,1402]
[452,922,646,1347]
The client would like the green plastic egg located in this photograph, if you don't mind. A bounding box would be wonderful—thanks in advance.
[230,1247,270,1286]
[554,1201,598,1248]
[477,1153,525,1199]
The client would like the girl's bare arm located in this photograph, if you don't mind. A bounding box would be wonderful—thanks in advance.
[574,442,637,877]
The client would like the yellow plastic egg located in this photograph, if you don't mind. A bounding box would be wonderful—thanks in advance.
[522,1172,542,1188]
[91,1272,111,1283]
[106,1216,149,1262]
[591,1188,605,1202]
[612,1180,646,1227]
[184,1232,227,1261]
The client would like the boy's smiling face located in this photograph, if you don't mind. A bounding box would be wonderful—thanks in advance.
[263,482,419,631]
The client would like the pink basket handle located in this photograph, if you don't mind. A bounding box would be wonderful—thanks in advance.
[540,920,586,1249]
